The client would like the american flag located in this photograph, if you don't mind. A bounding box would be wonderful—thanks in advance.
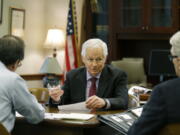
[65,0,78,72]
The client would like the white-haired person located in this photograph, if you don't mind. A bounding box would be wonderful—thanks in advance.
[49,38,128,110]
[128,31,180,135]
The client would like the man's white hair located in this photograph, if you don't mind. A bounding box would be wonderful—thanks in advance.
[81,38,108,57]
[170,31,180,56]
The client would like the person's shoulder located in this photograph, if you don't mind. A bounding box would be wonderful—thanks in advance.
[105,64,126,74]
[157,77,179,87]
[3,68,21,80]
[67,66,85,76]
[103,64,127,78]
[0,69,24,88]
[154,77,179,92]
[10,72,24,84]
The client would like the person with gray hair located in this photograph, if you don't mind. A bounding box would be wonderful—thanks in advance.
[49,38,128,110]
[0,35,45,132]
[128,31,180,135]
[170,31,180,77]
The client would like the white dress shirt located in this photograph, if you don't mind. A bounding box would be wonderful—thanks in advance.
[0,61,45,132]
[86,71,111,109]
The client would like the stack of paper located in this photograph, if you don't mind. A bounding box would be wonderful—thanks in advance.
[58,102,90,112]
[16,111,95,121]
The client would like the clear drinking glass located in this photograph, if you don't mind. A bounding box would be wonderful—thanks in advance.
[47,83,61,91]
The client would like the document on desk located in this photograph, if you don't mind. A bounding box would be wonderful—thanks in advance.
[16,112,23,117]
[45,113,95,120]
[58,101,90,112]
[130,107,143,117]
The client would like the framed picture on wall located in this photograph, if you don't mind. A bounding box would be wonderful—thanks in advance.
[10,8,25,37]
[0,0,3,24]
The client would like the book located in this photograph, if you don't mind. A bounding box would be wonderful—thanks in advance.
[98,107,143,135]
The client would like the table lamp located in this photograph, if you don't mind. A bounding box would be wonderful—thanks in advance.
[44,28,65,57]
[40,57,62,87]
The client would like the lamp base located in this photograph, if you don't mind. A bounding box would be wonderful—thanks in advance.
[43,74,60,88]
[53,48,57,57]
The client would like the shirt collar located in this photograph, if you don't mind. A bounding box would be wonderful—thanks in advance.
[0,61,7,69]
[86,71,101,81]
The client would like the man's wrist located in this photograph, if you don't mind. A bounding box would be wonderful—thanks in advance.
[103,98,107,108]
[103,98,111,109]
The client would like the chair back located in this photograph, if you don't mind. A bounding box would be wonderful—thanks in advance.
[29,88,49,103]
[0,123,10,135]
[157,123,180,135]
[111,57,147,88]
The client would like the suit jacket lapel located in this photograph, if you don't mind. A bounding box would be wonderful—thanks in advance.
[97,66,109,97]
[77,68,87,100]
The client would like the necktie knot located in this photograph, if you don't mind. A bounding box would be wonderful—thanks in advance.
[91,77,97,82]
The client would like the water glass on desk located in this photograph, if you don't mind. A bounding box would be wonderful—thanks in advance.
[47,83,61,91]
[47,83,64,102]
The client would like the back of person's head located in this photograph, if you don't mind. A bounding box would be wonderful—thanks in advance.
[0,35,25,66]
[81,38,108,57]
[170,31,180,56]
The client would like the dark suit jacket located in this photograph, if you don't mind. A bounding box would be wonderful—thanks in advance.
[128,77,180,135]
[49,65,128,110]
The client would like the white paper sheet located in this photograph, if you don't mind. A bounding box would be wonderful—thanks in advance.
[131,107,143,117]
[16,112,23,117]
[120,114,132,120]
[16,112,95,121]
[58,102,90,112]
[45,112,95,120]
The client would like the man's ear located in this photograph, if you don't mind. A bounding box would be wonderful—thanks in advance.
[82,56,85,64]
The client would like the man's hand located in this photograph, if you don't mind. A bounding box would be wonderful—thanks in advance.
[85,95,106,109]
[48,86,64,102]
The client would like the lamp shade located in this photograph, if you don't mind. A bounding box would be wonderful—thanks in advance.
[44,29,65,49]
[39,57,62,74]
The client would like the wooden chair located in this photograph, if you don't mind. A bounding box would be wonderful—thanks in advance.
[29,88,49,103]
[157,123,180,135]
[0,123,10,135]
[111,58,147,88]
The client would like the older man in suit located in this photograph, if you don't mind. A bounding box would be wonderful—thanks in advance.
[49,38,128,110]
[128,31,180,135]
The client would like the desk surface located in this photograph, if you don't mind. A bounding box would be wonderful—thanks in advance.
[13,107,124,135]
[47,107,124,127]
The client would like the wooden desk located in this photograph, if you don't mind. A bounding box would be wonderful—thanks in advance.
[12,107,124,135]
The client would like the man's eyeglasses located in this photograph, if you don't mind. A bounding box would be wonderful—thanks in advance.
[168,55,178,61]
[86,58,104,63]
[17,61,22,67]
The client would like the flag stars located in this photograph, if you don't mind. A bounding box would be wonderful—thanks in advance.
[69,22,72,26]
[69,29,73,33]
